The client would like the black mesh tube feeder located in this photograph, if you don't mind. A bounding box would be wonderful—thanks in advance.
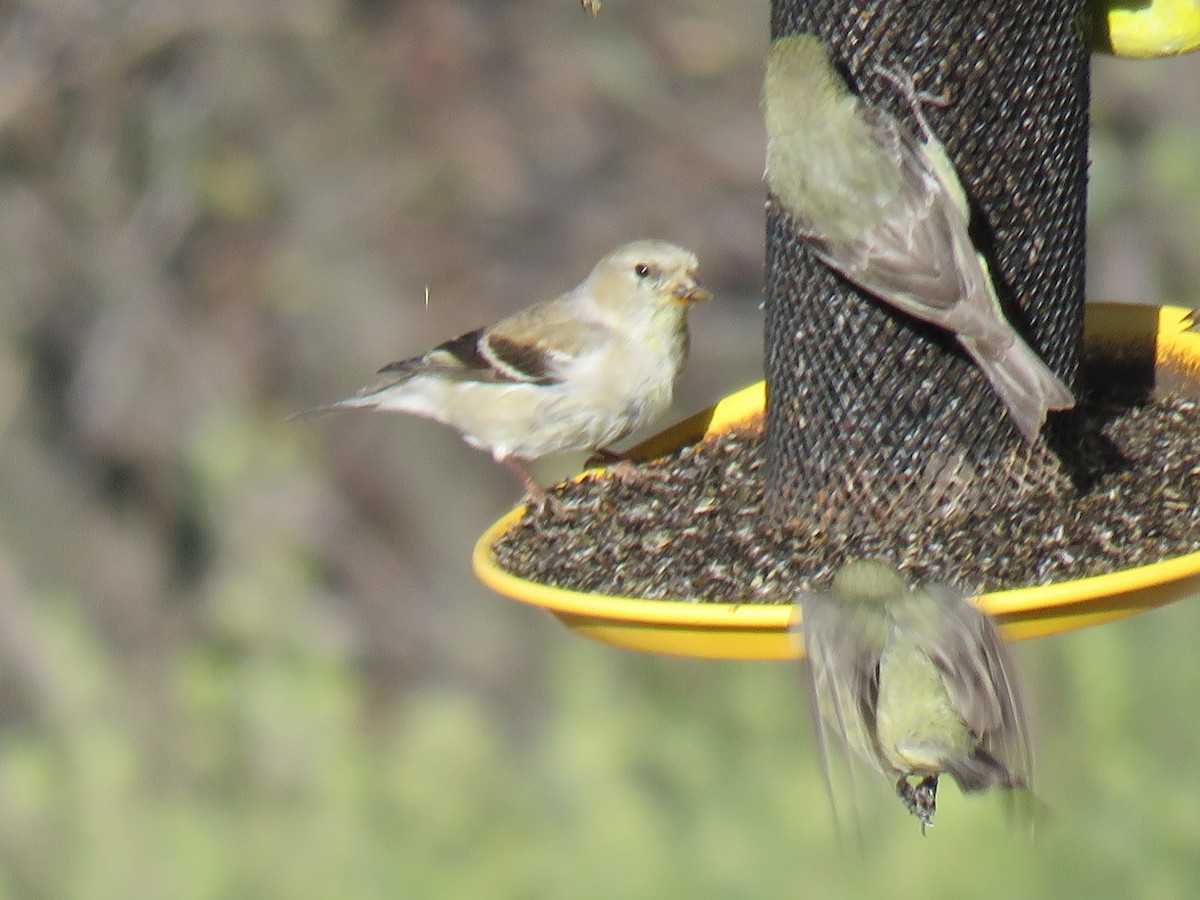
[764,0,1088,526]
[472,2,1200,658]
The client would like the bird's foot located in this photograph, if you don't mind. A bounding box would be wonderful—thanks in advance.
[523,485,564,517]
[872,64,949,140]
[896,775,939,835]
[584,448,660,487]
[583,447,628,469]
[500,458,562,517]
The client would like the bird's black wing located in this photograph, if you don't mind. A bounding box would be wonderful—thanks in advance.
[377,327,560,385]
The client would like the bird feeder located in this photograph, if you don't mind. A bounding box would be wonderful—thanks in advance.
[475,305,1199,657]
[472,1,1200,656]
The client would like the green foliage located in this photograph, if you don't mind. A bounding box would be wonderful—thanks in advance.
[2,590,1200,898]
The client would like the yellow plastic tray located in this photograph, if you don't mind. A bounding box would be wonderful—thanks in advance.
[473,304,1200,659]
[1095,0,1200,58]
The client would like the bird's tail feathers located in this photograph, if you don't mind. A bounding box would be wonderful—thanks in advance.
[947,746,1024,794]
[289,396,371,421]
[1001,784,1053,838]
[290,379,415,421]
[290,361,438,422]
[962,333,1075,441]
[948,749,1047,836]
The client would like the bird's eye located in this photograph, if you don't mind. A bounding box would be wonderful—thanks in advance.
[634,263,652,279]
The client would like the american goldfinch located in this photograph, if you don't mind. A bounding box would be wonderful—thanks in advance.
[796,560,1033,834]
[1185,308,1199,332]
[763,34,1075,441]
[299,240,709,507]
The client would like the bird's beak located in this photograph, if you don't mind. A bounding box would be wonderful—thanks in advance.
[670,273,712,304]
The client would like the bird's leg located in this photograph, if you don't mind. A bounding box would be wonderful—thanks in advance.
[895,774,939,835]
[584,447,660,486]
[499,457,556,514]
[872,64,950,143]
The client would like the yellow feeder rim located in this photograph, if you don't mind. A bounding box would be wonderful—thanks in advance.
[1094,0,1200,58]
[473,304,1200,660]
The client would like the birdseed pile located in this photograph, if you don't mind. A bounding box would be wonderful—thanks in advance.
[490,374,1199,602]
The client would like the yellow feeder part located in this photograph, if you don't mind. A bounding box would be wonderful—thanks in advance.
[1092,0,1200,58]
[473,304,1200,660]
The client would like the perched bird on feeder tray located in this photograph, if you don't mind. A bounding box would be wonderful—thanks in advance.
[297,240,710,509]
[795,560,1034,834]
[762,34,1075,442]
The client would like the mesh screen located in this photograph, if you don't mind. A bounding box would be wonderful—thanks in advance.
[764,0,1089,529]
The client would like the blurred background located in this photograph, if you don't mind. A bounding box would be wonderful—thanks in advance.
[0,0,1198,896]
